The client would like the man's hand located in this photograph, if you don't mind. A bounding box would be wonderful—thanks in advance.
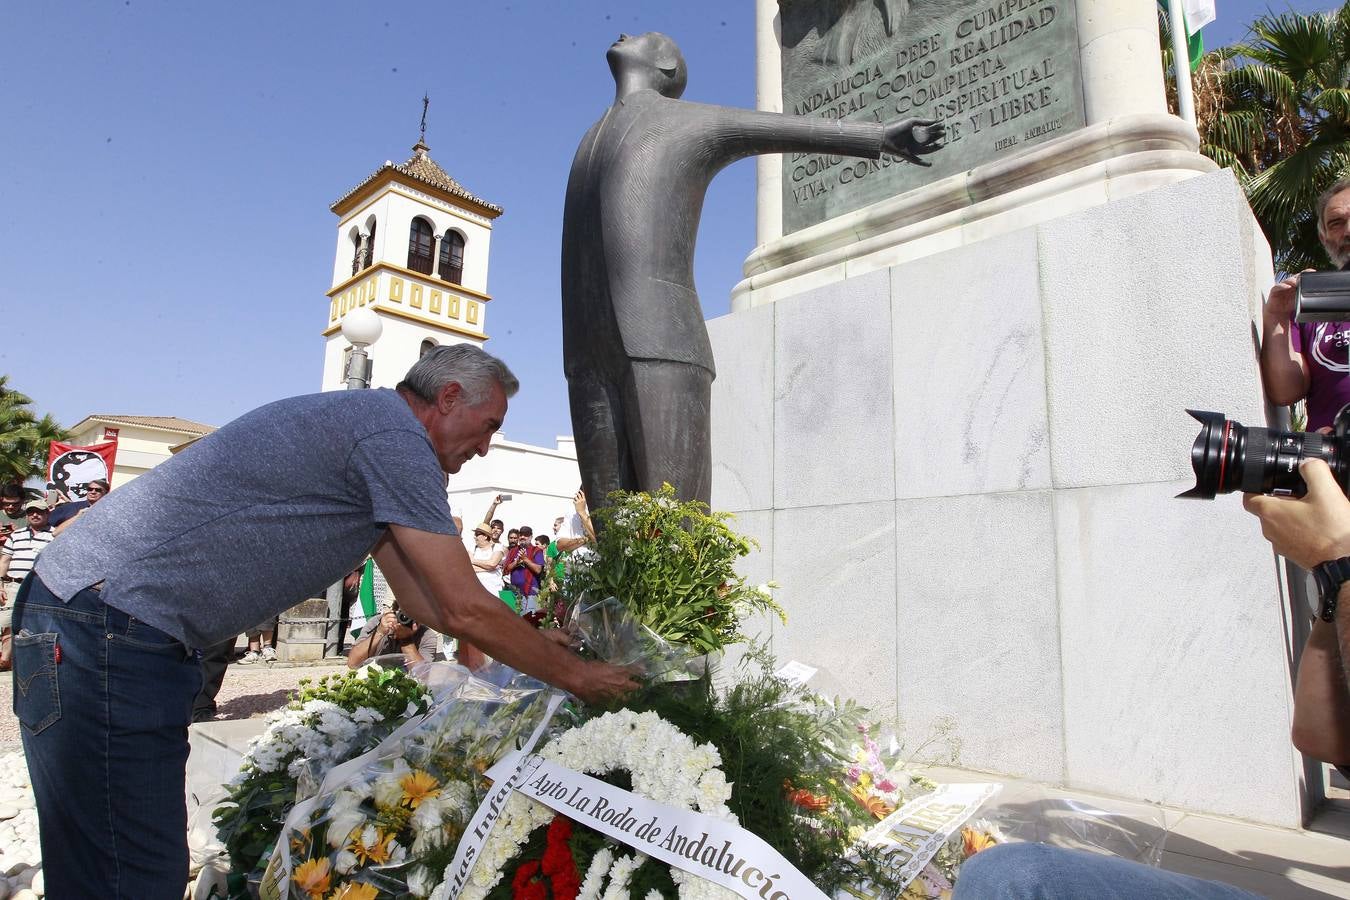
[1265,274,1300,325]
[1243,459,1350,569]
[882,118,945,166]
[570,660,642,705]
[573,489,587,514]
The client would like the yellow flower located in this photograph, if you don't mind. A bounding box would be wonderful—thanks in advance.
[962,826,997,857]
[293,858,331,899]
[348,828,396,866]
[329,884,380,900]
[850,785,895,820]
[399,769,441,809]
[289,828,313,856]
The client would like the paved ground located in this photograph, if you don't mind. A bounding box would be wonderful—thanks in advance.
[0,656,349,754]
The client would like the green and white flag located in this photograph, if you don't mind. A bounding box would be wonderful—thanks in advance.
[1160,0,1216,70]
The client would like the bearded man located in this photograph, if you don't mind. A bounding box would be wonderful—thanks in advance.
[1260,178,1350,430]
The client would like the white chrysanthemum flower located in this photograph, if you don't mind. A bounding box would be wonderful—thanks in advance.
[578,846,614,900]
[334,849,359,874]
[327,808,366,849]
[408,865,436,898]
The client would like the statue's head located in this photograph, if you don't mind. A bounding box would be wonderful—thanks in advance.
[607,32,687,99]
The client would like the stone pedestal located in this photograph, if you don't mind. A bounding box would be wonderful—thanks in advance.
[276,598,331,662]
[709,170,1305,827]
[741,0,1214,309]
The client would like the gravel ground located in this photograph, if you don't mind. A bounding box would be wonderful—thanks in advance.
[0,658,350,754]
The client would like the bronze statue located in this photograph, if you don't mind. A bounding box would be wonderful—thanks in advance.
[562,32,944,507]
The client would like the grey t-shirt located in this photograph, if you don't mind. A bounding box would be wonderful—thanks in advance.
[37,389,456,648]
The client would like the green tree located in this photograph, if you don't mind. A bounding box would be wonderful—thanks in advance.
[1164,4,1350,272]
[0,376,69,486]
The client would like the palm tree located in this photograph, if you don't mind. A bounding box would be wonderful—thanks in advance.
[0,376,69,486]
[1166,5,1350,273]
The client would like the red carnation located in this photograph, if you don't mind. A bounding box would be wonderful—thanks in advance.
[511,859,547,900]
[542,815,581,900]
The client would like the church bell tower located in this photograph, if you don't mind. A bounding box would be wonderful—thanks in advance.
[321,119,503,391]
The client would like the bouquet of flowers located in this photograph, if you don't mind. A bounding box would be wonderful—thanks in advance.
[273,672,557,899]
[563,485,784,654]
[213,666,432,889]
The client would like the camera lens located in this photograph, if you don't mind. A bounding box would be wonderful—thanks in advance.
[395,609,414,628]
[1181,409,1343,498]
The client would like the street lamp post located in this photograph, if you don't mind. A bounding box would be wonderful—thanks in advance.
[341,306,383,390]
[325,307,384,655]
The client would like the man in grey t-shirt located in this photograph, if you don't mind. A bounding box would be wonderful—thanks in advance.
[13,345,638,898]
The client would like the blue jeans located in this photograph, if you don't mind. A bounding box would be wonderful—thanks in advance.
[953,844,1265,899]
[12,575,201,899]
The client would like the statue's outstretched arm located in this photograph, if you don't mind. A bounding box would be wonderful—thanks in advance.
[690,102,944,168]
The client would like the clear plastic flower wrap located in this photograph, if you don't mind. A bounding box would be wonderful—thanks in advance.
[570,594,702,684]
[977,787,1169,867]
[262,666,556,900]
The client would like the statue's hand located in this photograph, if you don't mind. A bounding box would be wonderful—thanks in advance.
[882,117,946,167]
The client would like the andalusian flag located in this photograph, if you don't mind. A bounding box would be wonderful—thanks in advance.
[1161,0,1216,70]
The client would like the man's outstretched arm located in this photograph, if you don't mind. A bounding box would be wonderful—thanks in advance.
[372,525,638,704]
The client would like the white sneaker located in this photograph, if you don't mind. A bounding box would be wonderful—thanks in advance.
[260,646,277,663]
[238,650,261,665]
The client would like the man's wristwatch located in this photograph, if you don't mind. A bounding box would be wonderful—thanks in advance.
[1311,556,1350,622]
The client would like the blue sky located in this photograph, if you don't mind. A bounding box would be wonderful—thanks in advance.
[1,1,1336,446]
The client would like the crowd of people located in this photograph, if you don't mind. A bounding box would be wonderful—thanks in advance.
[0,479,109,670]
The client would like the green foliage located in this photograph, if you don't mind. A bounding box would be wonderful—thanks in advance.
[1161,3,1350,272]
[0,376,69,485]
[599,648,912,896]
[565,484,785,654]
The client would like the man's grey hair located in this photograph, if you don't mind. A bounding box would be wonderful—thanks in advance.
[1316,177,1350,237]
[398,344,519,405]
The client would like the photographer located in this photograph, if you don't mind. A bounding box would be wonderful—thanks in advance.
[346,605,438,670]
[1244,458,1350,772]
[1260,179,1350,431]
[954,460,1350,900]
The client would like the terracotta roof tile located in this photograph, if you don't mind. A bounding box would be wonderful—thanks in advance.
[79,415,216,436]
[332,141,502,215]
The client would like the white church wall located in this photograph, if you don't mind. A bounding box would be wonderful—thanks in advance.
[449,435,583,537]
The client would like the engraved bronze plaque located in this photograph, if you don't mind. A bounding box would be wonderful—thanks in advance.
[779,0,1086,234]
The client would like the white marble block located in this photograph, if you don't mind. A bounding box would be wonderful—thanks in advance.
[894,491,1064,782]
[708,171,1301,825]
[773,270,896,510]
[891,229,1051,499]
[1055,481,1302,827]
[709,304,775,514]
[1039,172,1268,490]
[773,500,897,712]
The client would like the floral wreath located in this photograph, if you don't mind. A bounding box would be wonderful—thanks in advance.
[433,709,741,900]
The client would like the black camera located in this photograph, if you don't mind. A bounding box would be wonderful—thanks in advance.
[1181,408,1350,499]
[394,606,414,628]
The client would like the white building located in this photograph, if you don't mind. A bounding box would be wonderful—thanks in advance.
[321,136,502,391]
[450,435,582,537]
[322,135,581,528]
[64,414,216,487]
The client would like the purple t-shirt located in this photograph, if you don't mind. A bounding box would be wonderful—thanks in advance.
[1292,321,1350,430]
